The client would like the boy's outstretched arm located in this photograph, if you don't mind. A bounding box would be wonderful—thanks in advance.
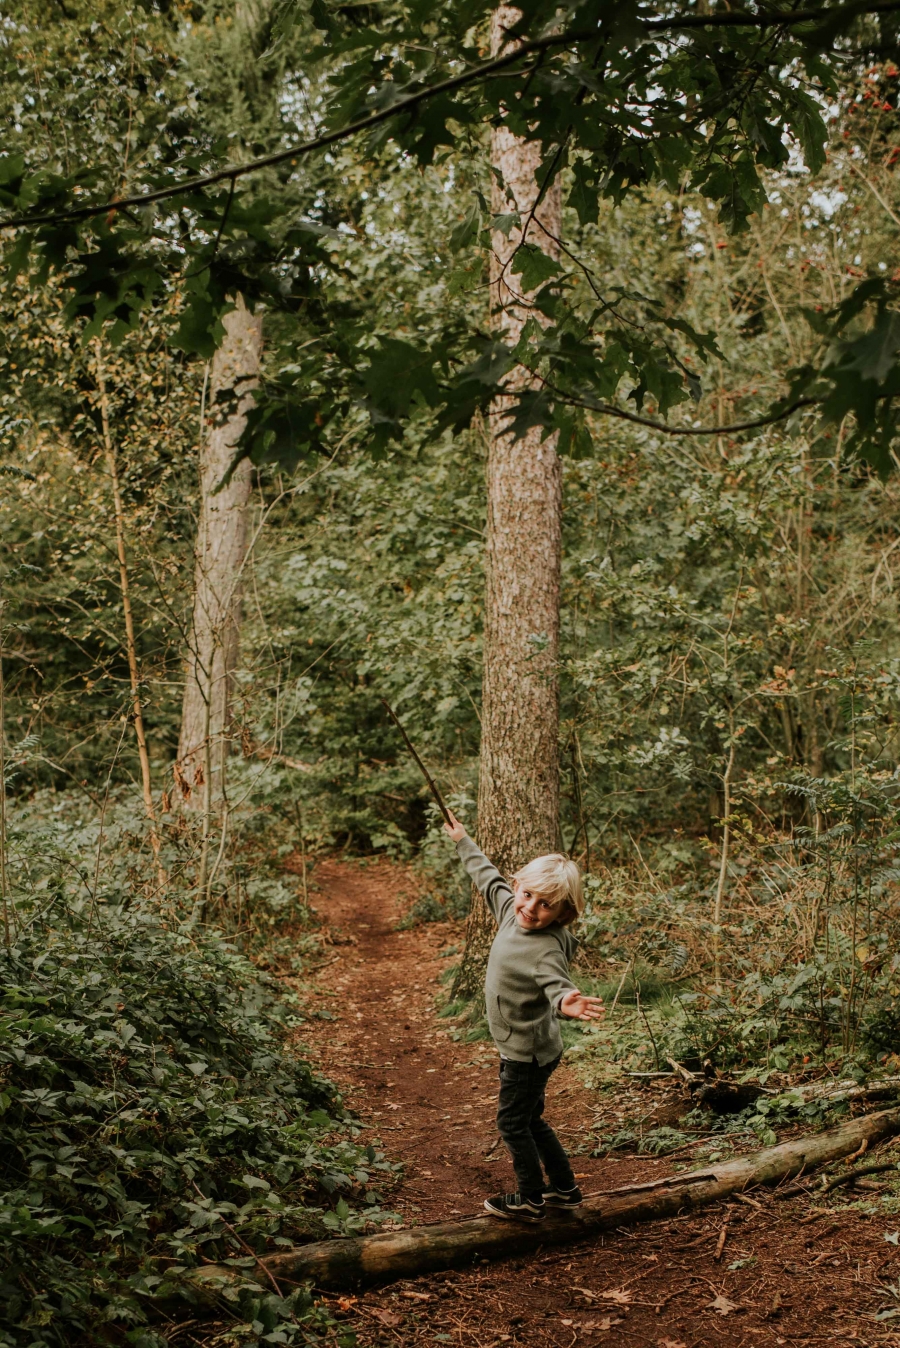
[536,952,606,1023]
[442,810,513,923]
[558,990,606,1022]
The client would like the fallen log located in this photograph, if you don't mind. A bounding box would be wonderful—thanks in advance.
[187,1104,900,1294]
[785,1075,900,1105]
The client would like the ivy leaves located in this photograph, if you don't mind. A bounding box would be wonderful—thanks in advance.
[0,879,394,1343]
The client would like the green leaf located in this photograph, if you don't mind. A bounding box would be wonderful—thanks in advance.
[567,160,598,226]
[0,154,25,193]
[840,310,900,383]
[449,202,481,252]
[363,338,441,420]
[788,89,828,175]
[491,211,521,239]
[173,294,226,359]
[243,1175,271,1190]
[509,243,562,293]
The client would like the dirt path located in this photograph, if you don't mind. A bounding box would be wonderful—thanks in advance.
[295,858,899,1348]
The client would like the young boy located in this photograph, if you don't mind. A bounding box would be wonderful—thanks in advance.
[443,810,604,1223]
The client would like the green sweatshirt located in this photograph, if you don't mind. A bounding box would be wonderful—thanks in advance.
[456,836,578,1065]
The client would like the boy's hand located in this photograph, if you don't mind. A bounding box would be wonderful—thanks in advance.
[442,809,468,844]
[559,991,605,1022]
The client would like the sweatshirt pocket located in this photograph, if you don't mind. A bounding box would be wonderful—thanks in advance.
[490,995,512,1042]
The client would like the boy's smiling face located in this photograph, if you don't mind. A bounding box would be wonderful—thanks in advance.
[513,881,561,931]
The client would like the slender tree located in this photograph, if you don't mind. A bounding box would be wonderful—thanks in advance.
[93,343,164,878]
[457,5,563,990]
[176,296,263,829]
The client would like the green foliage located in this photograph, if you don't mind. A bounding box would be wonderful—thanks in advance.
[3,0,899,475]
[5,30,900,1339]
[0,796,396,1347]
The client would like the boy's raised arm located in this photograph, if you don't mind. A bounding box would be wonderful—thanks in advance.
[443,811,513,922]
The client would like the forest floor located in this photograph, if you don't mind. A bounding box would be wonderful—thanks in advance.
[288,858,900,1348]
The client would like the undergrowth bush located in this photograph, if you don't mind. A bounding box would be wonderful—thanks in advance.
[0,798,395,1348]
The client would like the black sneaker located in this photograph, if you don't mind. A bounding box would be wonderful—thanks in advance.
[543,1184,583,1209]
[483,1191,545,1222]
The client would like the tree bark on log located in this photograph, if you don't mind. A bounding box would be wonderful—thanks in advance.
[185,1106,900,1297]
[456,5,563,995]
[176,296,262,811]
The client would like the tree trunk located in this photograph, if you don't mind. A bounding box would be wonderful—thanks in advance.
[176,296,262,813]
[457,5,563,994]
[183,1106,900,1296]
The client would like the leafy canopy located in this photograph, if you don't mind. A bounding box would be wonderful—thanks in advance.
[2,0,900,466]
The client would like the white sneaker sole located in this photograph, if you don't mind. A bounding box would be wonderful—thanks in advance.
[483,1199,544,1222]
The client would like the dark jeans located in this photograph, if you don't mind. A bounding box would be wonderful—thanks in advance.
[496,1054,576,1198]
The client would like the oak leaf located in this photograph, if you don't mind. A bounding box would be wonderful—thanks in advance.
[708,1294,740,1315]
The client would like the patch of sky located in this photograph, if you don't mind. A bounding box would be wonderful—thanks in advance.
[682,206,703,234]
[808,188,848,220]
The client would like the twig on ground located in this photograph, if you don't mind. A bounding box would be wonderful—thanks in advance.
[821,1161,897,1193]
[732,1191,765,1210]
[777,1160,897,1199]
[714,1222,729,1261]
[190,1180,282,1296]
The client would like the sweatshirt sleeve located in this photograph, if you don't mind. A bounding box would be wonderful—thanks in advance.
[534,946,579,1016]
[455,836,513,923]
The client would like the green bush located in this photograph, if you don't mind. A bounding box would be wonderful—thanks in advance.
[0,890,392,1347]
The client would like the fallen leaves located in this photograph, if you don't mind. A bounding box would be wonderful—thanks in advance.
[707,1294,741,1316]
[657,1340,687,1348]
[370,1308,403,1327]
[572,1285,632,1305]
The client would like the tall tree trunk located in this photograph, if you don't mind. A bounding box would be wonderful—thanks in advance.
[176,296,262,825]
[456,6,562,993]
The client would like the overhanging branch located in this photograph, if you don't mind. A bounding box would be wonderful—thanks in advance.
[546,388,820,435]
[2,1,899,232]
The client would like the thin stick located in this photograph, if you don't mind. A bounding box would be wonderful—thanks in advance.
[714,1222,729,1261]
[94,342,163,881]
[380,699,452,826]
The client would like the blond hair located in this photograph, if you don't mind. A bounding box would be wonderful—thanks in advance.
[511,853,584,926]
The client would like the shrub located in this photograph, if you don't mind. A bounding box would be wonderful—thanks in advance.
[0,889,391,1346]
